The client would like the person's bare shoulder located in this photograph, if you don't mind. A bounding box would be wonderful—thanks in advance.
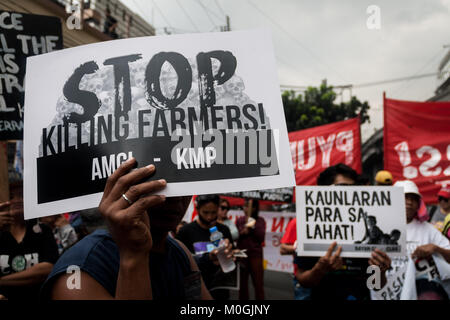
[50,270,113,300]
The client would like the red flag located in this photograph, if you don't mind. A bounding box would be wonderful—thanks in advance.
[288,117,362,185]
[384,97,450,204]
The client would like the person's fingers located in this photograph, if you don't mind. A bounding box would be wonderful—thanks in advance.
[1,217,14,224]
[114,179,167,210]
[0,211,12,217]
[334,246,342,257]
[0,201,11,211]
[210,249,218,260]
[333,257,343,269]
[411,247,421,258]
[330,246,342,265]
[370,252,385,267]
[123,194,166,219]
[103,158,136,198]
[325,242,337,259]
[108,164,157,203]
[374,249,389,260]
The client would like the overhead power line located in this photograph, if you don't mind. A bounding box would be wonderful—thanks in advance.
[214,0,227,17]
[246,0,349,84]
[195,0,224,20]
[392,48,446,96]
[176,0,200,32]
[151,0,174,30]
[281,72,440,91]
[352,72,439,88]
[194,0,218,28]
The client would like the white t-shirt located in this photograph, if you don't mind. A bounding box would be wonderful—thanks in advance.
[390,219,450,276]
[374,219,450,300]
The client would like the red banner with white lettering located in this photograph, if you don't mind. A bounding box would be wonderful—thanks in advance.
[384,97,450,204]
[288,117,362,185]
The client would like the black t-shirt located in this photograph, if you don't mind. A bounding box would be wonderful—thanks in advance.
[176,221,232,295]
[176,221,233,255]
[294,256,370,300]
[0,221,59,300]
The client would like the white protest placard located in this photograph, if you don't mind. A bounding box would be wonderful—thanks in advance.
[296,186,407,258]
[23,29,295,219]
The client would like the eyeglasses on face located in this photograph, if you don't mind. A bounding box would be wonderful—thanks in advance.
[438,197,449,202]
[220,205,229,210]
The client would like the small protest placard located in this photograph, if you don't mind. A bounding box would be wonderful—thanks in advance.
[0,11,62,140]
[296,186,407,258]
[23,29,295,219]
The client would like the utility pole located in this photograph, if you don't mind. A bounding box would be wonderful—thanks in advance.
[221,15,230,31]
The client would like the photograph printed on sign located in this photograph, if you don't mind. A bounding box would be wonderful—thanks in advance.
[23,29,295,219]
[295,186,407,258]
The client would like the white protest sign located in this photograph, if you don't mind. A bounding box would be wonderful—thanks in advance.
[296,186,407,258]
[23,29,295,219]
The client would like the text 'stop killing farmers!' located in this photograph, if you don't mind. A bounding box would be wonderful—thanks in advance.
[24,30,295,219]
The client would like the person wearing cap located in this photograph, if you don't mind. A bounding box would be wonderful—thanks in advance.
[436,187,450,240]
[391,180,450,299]
[375,170,393,186]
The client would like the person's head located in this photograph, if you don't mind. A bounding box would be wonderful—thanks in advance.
[394,180,421,223]
[105,7,111,15]
[195,194,220,228]
[147,196,191,242]
[416,279,449,300]
[243,198,259,218]
[217,198,230,221]
[437,187,450,213]
[317,163,358,186]
[356,173,371,186]
[375,170,393,186]
[390,229,401,241]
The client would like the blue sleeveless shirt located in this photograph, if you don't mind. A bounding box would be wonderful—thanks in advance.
[40,229,201,299]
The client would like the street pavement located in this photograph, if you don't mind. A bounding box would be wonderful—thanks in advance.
[229,269,293,300]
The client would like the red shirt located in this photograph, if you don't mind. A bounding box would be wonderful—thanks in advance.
[281,218,298,274]
[281,218,297,244]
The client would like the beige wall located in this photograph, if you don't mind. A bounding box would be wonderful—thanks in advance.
[0,0,111,48]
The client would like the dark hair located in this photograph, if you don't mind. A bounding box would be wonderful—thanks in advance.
[356,173,371,186]
[220,198,230,207]
[245,198,260,218]
[196,194,220,209]
[317,163,358,186]
[390,229,400,236]
[416,279,449,300]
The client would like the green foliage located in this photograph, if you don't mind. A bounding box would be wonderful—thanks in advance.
[282,83,370,132]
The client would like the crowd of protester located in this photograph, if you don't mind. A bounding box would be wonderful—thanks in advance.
[0,161,449,300]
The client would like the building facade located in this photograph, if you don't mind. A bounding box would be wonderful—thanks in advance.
[0,0,155,48]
